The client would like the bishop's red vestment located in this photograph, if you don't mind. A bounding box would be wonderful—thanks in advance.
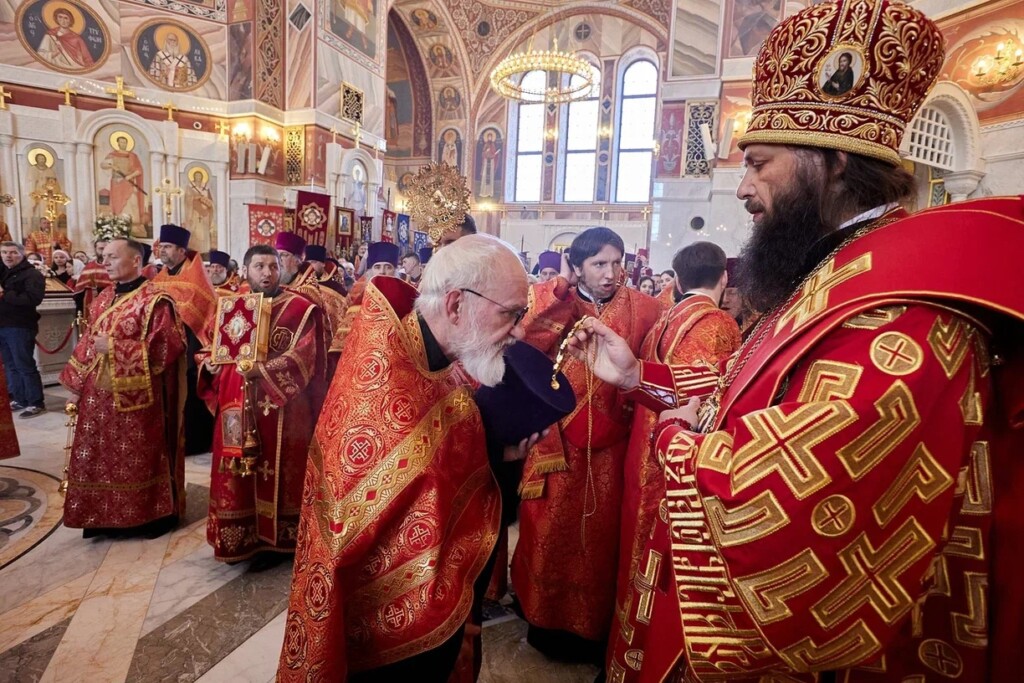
[616,198,1024,683]
[0,358,19,460]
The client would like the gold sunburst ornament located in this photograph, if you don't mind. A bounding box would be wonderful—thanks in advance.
[406,162,471,246]
[490,42,594,104]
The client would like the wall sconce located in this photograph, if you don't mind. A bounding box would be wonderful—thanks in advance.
[971,39,1024,87]
[232,122,252,142]
[260,126,279,144]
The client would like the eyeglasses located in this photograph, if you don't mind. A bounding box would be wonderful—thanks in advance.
[460,288,529,326]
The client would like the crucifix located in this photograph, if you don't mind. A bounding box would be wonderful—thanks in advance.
[598,206,609,220]
[641,205,652,220]
[216,120,230,139]
[59,82,76,106]
[154,178,183,218]
[105,77,135,110]
[162,101,178,121]
[0,85,12,110]
[30,180,70,221]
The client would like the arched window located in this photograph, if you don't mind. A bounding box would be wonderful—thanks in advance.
[614,59,658,202]
[563,67,601,202]
[513,70,546,202]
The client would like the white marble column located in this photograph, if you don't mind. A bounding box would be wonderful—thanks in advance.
[943,170,985,202]
[214,160,229,252]
[59,142,83,246]
[0,130,21,240]
[75,142,95,235]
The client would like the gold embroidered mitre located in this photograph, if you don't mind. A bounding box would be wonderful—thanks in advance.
[738,0,944,165]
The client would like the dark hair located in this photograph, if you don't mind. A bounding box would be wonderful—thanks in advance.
[660,269,675,278]
[244,244,279,265]
[108,237,146,262]
[839,51,853,64]
[568,227,624,269]
[673,241,727,290]
[402,252,420,264]
[460,213,477,235]
[93,238,108,247]
[638,275,656,290]
[792,147,915,230]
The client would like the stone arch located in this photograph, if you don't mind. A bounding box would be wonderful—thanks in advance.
[340,146,382,216]
[76,109,167,155]
[903,81,985,199]
[385,8,434,159]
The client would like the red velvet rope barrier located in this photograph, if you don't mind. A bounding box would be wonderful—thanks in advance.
[35,324,76,355]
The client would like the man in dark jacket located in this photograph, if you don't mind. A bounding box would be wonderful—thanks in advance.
[0,241,46,417]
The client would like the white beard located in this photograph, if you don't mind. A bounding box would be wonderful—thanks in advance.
[451,315,511,387]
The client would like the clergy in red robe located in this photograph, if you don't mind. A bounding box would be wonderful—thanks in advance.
[606,242,740,675]
[198,244,327,563]
[511,228,665,661]
[73,240,112,321]
[564,1,1024,678]
[279,235,530,682]
[59,238,186,537]
[0,357,19,460]
[331,241,401,356]
[24,218,73,266]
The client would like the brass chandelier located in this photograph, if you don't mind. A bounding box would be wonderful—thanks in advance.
[490,42,595,104]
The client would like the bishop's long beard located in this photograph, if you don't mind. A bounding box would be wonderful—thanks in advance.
[737,172,834,314]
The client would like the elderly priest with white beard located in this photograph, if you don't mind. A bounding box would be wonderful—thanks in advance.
[279,234,576,683]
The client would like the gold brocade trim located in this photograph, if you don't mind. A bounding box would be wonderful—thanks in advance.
[68,473,170,492]
[739,129,900,166]
[519,479,545,500]
[315,387,477,552]
[532,452,569,475]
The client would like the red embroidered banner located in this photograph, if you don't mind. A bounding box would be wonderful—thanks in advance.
[294,190,331,246]
[381,209,396,243]
[248,205,284,247]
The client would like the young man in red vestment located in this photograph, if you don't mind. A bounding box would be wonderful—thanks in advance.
[279,234,538,682]
[607,241,741,675]
[73,239,112,320]
[567,0,1024,680]
[511,227,665,663]
[198,244,327,563]
[60,238,186,538]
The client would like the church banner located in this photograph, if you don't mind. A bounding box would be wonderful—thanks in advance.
[381,209,396,243]
[248,204,284,247]
[413,230,428,255]
[359,216,373,244]
[294,190,330,246]
[396,214,411,252]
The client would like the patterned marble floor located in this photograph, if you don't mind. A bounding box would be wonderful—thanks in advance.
[0,387,599,683]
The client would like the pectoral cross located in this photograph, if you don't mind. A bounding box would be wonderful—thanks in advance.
[154,178,182,216]
[216,120,230,139]
[598,206,608,220]
[30,182,70,221]
[59,82,76,106]
[162,101,178,121]
[257,461,275,481]
[258,396,276,416]
[351,122,362,147]
[0,85,12,110]
[105,77,135,110]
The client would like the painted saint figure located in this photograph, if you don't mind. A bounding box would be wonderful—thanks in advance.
[148,29,198,89]
[99,133,146,231]
[185,168,215,252]
[26,150,63,225]
[478,129,502,199]
[39,6,95,70]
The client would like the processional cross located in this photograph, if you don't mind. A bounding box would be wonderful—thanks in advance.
[154,178,183,217]
[105,77,136,110]
[30,179,70,221]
